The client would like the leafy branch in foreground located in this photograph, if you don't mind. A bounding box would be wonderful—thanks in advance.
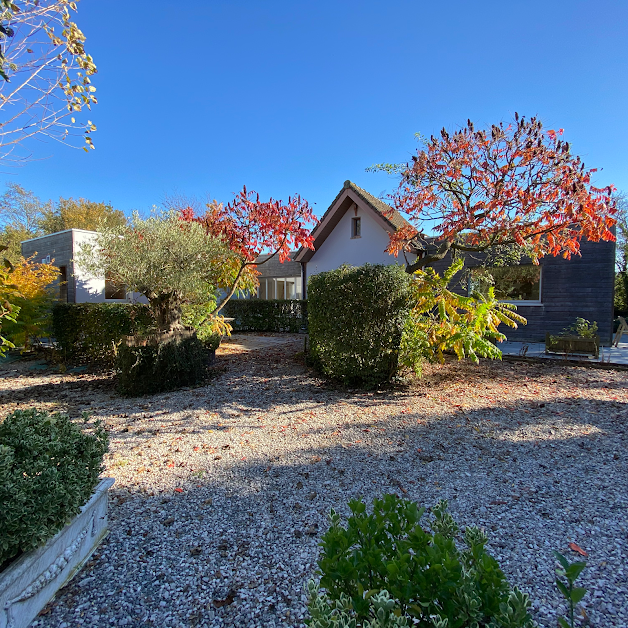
[554,551,587,628]
[400,258,526,373]
[0,0,98,165]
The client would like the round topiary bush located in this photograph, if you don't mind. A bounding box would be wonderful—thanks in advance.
[307,264,413,387]
[0,409,109,567]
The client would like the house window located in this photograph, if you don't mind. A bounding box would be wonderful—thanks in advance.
[105,272,126,300]
[351,217,361,238]
[58,266,68,302]
[469,265,541,303]
[256,277,302,300]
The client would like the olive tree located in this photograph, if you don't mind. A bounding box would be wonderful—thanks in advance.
[76,211,247,333]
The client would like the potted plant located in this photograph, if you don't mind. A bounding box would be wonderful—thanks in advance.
[0,409,111,628]
[546,318,600,358]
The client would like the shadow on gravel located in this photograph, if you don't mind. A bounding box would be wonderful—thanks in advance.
[45,394,627,628]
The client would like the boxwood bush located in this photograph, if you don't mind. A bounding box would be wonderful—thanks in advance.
[222,299,307,333]
[116,333,210,396]
[308,494,536,628]
[0,409,109,567]
[52,303,152,365]
[307,264,412,387]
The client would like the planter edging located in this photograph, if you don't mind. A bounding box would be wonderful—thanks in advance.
[0,477,114,628]
[545,333,600,358]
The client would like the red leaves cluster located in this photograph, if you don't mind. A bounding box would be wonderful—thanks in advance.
[388,115,616,268]
[182,186,316,263]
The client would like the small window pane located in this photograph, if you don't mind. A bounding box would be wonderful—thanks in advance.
[58,266,68,302]
[351,217,361,238]
[258,279,267,300]
[470,265,540,301]
[277,279,285,300]
[286,278,296,299]
[105,272,126,300]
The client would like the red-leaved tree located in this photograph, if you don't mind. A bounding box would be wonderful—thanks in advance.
[180,186,316,315]
[386,115,617,273]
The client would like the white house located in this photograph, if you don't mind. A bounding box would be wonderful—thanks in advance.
[21,229,143,304]
[293,180,416,296]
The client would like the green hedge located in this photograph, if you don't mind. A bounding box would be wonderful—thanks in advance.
[307,264,412,387]
[222,299,307,333]
[116,334,210,396]
[51,303,152,365]
[0,409,109,566]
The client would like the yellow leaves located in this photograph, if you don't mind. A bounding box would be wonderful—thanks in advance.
[8,256,59,300]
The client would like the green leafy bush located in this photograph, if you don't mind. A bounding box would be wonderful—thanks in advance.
[308,265,412,387]
[0,409,109,566]
[399,259,525,374]
[310,494,536,628]
[52,303,152,365]
[307,584,409,627]
[116,333,210,396]
[222,298,307,333]
[563,318,598,338]
[181,289,225,351]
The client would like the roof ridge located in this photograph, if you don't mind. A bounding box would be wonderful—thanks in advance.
[343,180,410,231]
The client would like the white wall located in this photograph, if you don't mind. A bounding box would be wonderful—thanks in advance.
[72,230,147,304]
[306,204,413,278]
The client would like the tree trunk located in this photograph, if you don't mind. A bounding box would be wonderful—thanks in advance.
[150,292,183,332]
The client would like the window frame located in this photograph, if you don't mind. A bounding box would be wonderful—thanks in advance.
[469,264,543,306]
[351,216,361,239]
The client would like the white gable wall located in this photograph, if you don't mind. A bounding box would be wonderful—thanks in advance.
[306,204,410,279]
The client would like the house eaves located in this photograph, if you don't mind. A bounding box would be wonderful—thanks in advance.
[294,180,410,264]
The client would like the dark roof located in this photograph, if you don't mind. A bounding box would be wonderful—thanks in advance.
[294,181,411,263]
[341,181,410,231]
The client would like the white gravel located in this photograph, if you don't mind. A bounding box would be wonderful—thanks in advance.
[1,334,626,628]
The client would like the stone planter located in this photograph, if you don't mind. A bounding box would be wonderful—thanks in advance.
[0,478,114,628]
[545,333,600,358]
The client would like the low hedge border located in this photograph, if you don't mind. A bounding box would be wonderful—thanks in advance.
[51,303,152,365]
[222,299,307,333]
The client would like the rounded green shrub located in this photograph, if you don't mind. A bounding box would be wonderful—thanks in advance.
[0,409,109,567]
[310,494,536,628]
[116,333,210,396]
[307,264,412,387]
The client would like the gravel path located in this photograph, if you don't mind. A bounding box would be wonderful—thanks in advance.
[1,334,626,628]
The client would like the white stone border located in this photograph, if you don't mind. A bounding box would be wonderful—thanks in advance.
[0,478,115,628]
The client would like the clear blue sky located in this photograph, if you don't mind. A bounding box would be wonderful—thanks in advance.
[5,0,628,218]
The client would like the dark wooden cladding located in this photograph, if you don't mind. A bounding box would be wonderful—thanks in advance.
[429,237,616,345]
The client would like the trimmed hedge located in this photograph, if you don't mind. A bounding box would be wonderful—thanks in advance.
[0,409,109,566]
[222,299,307,333]
[307,264,412,387]
[51,303,152,365]
[116,333,210,396]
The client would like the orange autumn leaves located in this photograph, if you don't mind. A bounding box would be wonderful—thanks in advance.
[386,115,616,271]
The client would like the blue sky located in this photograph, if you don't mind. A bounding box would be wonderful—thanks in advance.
[5,0,628,218]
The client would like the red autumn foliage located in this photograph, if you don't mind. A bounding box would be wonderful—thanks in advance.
[387,115,617,273]
[180,186,316,314]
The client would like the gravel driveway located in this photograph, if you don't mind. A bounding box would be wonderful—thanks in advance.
[1,334,626,628]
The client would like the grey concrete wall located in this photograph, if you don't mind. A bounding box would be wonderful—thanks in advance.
[21,231,76,302]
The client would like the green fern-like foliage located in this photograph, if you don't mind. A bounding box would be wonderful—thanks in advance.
[400,259,526,372]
